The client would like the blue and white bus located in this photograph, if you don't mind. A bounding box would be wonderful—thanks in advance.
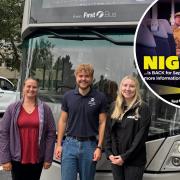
[20,0,180,179]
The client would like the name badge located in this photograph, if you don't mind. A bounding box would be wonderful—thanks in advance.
[127,116,138,120]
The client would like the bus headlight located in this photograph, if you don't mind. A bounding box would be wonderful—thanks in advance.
[172,157,180,166]
[161,140,180,171]
[178,144,180,153]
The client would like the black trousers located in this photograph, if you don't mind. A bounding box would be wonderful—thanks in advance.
[111,164,145,180]
[11,161,43,180]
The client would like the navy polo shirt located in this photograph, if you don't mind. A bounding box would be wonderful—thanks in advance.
[61,88,107,137]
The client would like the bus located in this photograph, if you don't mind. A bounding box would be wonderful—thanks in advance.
[20,0,180,179]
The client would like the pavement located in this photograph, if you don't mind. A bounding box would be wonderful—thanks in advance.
[0,166,56,180]
[0,170,12,180]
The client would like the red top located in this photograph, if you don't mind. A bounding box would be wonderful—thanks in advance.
[17,106,39,164]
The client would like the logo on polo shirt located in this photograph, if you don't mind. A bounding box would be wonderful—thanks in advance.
[88,98,96,106]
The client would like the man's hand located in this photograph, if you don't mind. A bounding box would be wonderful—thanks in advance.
[176,48,180,56]
[93,148,102,161]
[2,162,12,171]
[55,145,63,160]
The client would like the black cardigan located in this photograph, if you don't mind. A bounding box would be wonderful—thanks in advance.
[104,101,151,166]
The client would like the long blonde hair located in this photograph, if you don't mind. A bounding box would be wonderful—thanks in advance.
[111,75,142,120]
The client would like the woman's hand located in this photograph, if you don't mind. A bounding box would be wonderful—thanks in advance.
[109,155,124,166]
[2,162,12,171]
[43,162,51,169]
[109,155,115,161]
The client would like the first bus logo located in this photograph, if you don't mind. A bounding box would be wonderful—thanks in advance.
[83,11,116,19]
[83,11,104,19]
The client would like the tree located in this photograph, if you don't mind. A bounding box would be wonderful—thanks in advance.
[0,0,24,70]
[53,55,75,92]
[30,38,54,89]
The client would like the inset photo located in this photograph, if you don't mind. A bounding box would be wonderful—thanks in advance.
[135,0,180,107]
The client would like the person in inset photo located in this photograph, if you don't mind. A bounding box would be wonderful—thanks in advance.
[104,75,151,180]
[172,12,180,56]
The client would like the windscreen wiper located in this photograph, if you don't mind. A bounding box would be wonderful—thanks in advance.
[86,29,133,46]
[47,30,133,46]
[48,31,101,40]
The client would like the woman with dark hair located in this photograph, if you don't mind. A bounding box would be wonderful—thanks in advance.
[0,78,56,180]
[105,75,151,180]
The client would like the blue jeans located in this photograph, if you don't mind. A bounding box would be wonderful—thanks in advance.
[61,137,97,180]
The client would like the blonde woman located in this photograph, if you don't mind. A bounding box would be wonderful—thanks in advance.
[105,75,151,180]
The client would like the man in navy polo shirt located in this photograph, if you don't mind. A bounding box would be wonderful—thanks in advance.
[55,64,107,180]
